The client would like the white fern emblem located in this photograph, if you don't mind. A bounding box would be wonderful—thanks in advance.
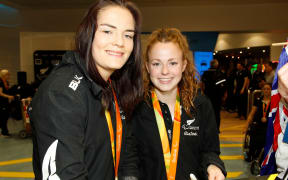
[42,140,60,180]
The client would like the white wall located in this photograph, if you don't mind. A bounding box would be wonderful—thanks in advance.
[19,3,288,32]
[1,2,288,85]
[140,3,288,32]
[20,32,75,83]
[0,27,20,85]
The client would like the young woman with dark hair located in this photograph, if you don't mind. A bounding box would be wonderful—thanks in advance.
[132,28,226,180]
[30,0,142,179]
[75,0,142,117]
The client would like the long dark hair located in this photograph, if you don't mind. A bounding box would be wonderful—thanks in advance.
[75,0,143,119]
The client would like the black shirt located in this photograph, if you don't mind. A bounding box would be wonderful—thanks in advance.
[159,101,174,146]
[251,71,265,90]
[236,69,248,92]
[0,79,9,108]
[252,96,269,129]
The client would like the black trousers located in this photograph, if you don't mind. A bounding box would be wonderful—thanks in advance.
[208,96,222,132]
[236,91,247,118]
[211,101,221,131]
[249,125,266,160]
[0,107,10,135]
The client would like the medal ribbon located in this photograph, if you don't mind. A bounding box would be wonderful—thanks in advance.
[151,89,181,180]
[262,101,270,118]
[105,86,122,179]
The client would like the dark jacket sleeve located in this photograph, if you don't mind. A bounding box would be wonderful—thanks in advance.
[31,75,88,180]
[118,112,139,180]
[198,95,227,178]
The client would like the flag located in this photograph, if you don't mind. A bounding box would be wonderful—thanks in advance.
[261,45,288,176]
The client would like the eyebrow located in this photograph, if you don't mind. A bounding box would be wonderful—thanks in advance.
[99,23,135,33]
[168,58,177,61]
[150,58,177,61]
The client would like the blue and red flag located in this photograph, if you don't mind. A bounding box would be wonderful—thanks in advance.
[260,45,288,176]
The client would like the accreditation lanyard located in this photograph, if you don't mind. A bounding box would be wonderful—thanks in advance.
[262,101,270,118]
[105,89,122,179]
[151,89,181,180]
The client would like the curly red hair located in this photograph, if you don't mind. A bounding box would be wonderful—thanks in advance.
[143,28,199,115]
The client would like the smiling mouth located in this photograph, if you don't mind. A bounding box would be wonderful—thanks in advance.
[106,50,124,57]
[158,78,172,84]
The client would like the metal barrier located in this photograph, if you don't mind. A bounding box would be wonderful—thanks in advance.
[19,98,32,138]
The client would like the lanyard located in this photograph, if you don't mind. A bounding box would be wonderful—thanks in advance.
[105,87,122,179]
[262,101,270,118]
[151,89,181,180]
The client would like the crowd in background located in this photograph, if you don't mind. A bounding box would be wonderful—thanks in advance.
[202,60,277,119]
[201,59,277,175]
[1,60,278,137]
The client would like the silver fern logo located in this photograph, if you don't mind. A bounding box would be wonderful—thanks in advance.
[187,119,195,126]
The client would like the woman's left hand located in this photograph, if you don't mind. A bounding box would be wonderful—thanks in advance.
[207,164,225,180]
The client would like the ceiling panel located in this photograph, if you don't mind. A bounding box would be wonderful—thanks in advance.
[1,0,287,9]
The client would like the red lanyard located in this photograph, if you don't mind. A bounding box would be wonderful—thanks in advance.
[262,101,270,118]
[105,86,122,179]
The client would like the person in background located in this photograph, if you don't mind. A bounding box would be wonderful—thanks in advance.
[246,64,252,90]
[132,28,226,180]
[275,62,288,180]
[202,59,227,133]
[264,62,275,84]
[250,64,265,91]
[0,69,14,137]
[235,62,249,120]
[30,0,142,179]
[9,71,34,120]
[243,83,271,161]
[225,61,237,112]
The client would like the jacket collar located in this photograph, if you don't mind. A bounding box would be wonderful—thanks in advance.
[61,51,102,97]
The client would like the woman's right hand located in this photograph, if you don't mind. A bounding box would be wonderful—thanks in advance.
[207,164,225,180]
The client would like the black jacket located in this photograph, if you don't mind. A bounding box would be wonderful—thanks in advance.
[202,68,227,101]
[132,95,226,180]
[30,51,137,180]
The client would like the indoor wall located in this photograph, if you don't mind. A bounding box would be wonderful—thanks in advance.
[1,2,288,84]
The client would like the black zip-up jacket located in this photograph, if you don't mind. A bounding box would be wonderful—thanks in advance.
[30,51,138,180]
[132,94,226,180]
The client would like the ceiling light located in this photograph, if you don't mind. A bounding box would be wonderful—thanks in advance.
[247,47,250,49]
[263,50,266,53]
[240,51,243,54]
